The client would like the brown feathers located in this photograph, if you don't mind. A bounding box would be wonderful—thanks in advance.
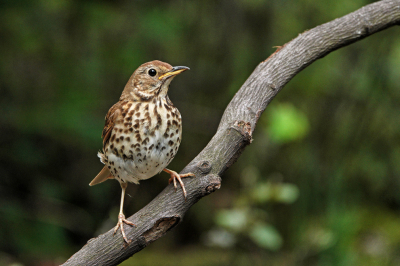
[89,166,113,186]
[102,102,123,149]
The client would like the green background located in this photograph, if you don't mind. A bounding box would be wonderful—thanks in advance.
[1,0,400,265]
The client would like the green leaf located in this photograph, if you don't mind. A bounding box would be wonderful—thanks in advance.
[249,223,283,251]
[215,209,248,232]
[267,103,310,143]
[252,182,299,204]
[275,183,300,204]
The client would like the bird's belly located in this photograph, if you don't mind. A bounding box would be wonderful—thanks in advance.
[113,137,177,183]
[104,109,182,184]
[107,150,168,184]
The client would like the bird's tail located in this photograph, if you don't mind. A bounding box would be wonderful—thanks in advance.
[89,166,113,186]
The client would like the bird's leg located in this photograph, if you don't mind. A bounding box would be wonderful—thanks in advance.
[163,168,195,199]
[113,182,135,243]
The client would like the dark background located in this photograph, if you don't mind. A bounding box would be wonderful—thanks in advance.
[1,0,400,265]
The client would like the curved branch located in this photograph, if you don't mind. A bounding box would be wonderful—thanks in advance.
[63,1,400,265]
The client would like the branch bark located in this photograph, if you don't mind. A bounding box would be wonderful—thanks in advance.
[63,1,400,265]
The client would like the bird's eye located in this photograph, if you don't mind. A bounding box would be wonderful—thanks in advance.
[148,68,157,77]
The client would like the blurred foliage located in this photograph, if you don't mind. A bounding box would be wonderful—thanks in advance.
[0,0,400,265]
[267,103,310,144]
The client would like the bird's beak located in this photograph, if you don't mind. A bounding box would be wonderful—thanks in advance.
[158,66,190,80]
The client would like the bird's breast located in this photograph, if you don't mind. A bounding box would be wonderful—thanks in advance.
[103,99,182,184]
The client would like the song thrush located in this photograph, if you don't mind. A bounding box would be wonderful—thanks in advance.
[89,60,195,243]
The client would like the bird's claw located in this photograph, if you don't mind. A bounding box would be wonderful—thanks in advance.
[167,170,195,199]
[113,213,136,244]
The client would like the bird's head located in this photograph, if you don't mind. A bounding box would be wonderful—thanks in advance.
[121,60,189,101]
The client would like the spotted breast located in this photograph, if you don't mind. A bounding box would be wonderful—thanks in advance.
[98,97,182,184]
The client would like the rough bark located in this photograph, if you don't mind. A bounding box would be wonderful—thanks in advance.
[62,1,400,265]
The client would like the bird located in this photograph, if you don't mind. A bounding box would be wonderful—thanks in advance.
[89,60,195,243]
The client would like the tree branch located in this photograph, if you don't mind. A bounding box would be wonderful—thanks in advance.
[62,1,400,265]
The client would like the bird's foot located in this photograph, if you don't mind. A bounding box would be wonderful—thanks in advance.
[113,213,136,244]
[164,169,195,199]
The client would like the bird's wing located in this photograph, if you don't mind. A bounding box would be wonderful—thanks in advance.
[90,102,124,186]
[102,102,123,149]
